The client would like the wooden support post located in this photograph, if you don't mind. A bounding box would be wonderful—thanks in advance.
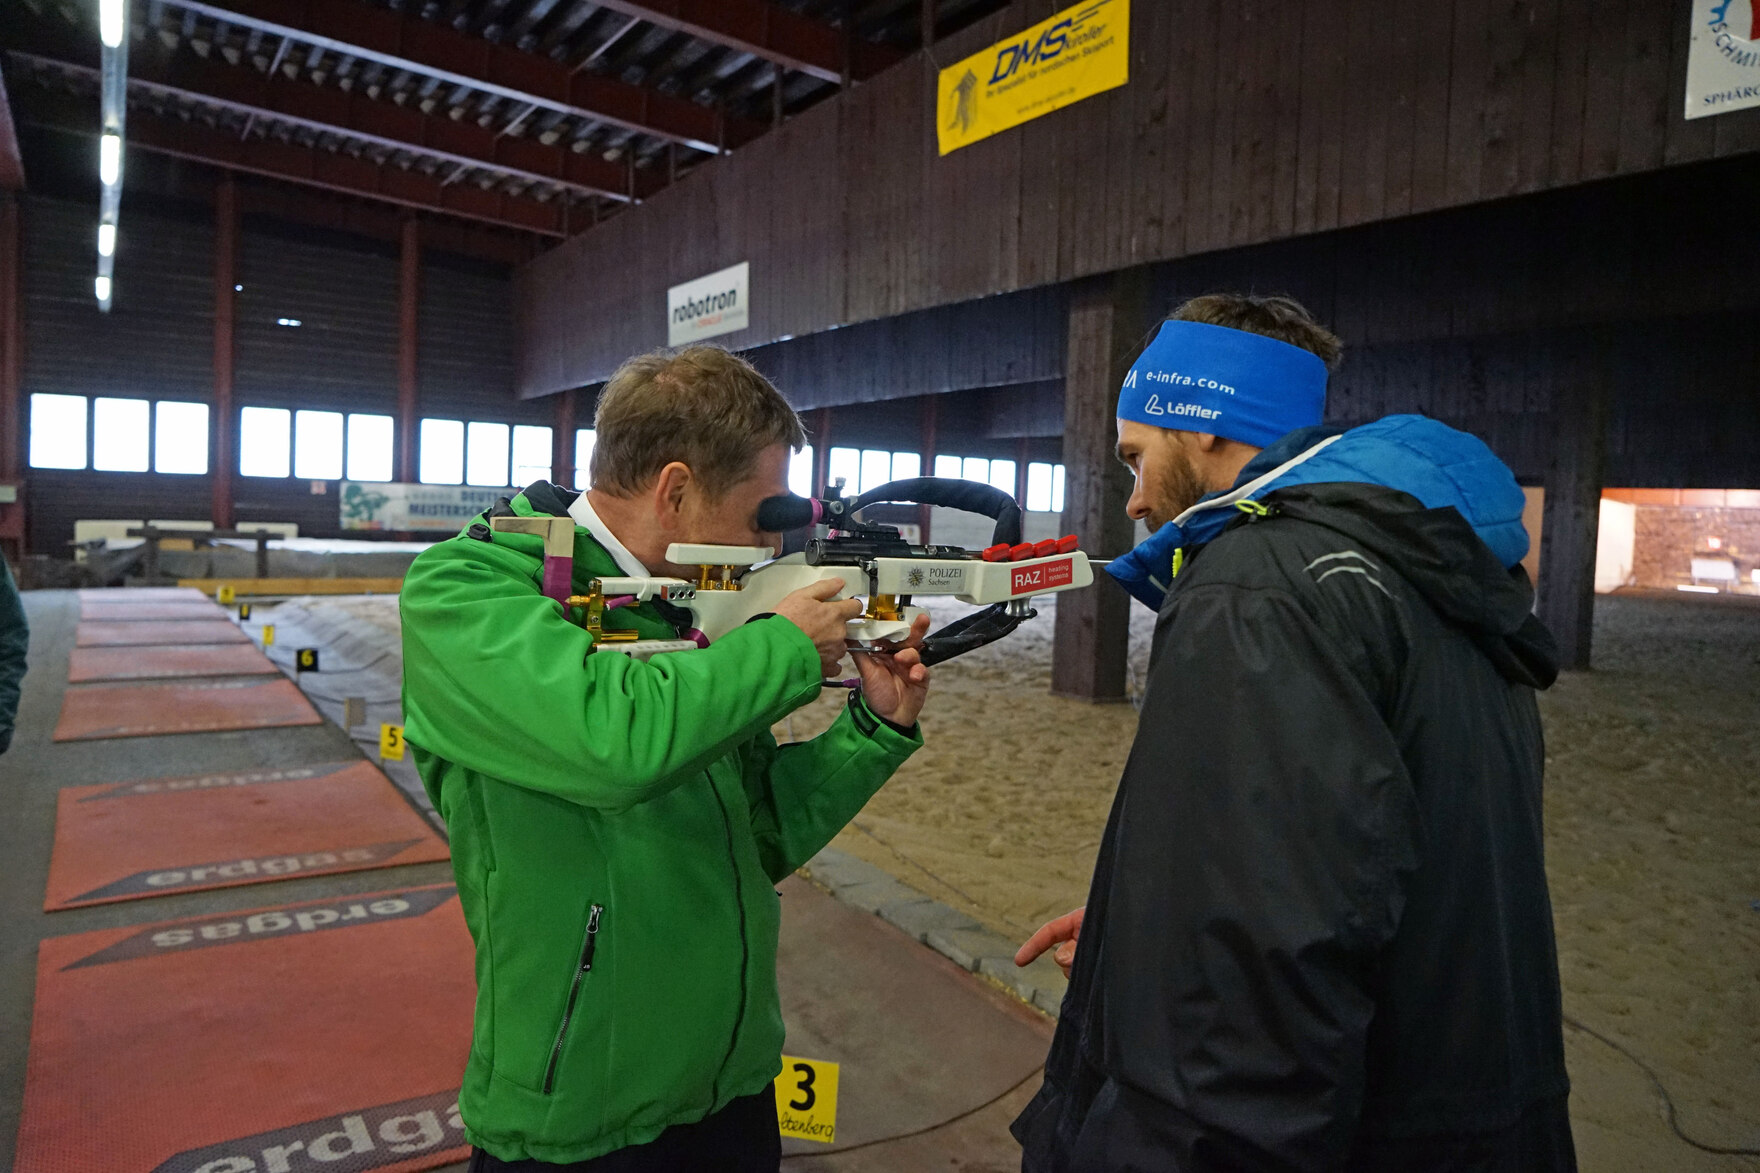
[398,218,421,483]
[1052,272,1148,701]
[211,175,238,529]
[840,0,854,89]
[553,387,577,488]
[918,394,937,543]
[0,194,22,559]
[1015,436,1031,507]
[1537,367,1609,671]
[813,407,832,494]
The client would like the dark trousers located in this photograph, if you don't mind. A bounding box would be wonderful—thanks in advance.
[467,1086,781,1173]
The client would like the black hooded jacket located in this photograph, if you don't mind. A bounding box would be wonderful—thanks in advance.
[1012,479,1576,1172]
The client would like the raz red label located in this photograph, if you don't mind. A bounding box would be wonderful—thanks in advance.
[1011,557,1074,595]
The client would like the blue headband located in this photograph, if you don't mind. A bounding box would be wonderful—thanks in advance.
[1117,320,1328,448]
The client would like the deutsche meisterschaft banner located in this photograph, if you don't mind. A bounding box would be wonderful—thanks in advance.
[340,483,509,532]
[936,0,1128,156]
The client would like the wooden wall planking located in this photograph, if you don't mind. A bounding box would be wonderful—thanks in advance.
[521,0,1760,396]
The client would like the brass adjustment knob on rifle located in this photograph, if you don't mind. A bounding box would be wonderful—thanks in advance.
[564,580,639,643]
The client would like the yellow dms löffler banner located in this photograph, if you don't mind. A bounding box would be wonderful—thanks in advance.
[936,0,1129,156]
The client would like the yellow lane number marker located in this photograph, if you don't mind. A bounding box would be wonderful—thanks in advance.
[774,1055,839,1144]
[380,723,406,761]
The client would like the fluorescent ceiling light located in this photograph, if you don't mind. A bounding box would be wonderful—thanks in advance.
[95,274,112,302]
[1677,584,1718,594]
[97,223,116,257]
[99,134,121,185]
[277,317,302,327]
[99,0,126,48]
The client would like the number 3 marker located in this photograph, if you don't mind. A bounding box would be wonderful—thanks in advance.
[773,1055,839,1144]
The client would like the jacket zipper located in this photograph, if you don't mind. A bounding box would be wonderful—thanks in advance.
[708,777,749,1103]
[542,902,602,1096]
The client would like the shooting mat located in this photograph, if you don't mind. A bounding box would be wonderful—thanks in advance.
[45,761,449,910]
[78,601,228,622]
[76,620,251,647]
[78,587,209,602]
[67,643,278,683]
[53,678,321,741]
[14,884,474,1173]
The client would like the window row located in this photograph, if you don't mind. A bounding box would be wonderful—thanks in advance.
[28,394,578,489]
[29,396,1065,508]
[29,394,210,475]
[823,447,1065,512]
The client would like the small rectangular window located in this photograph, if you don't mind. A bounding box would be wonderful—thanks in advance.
[29,394,88,469]
[466,421,510,487]
[961,456,989,484]
[1052,464,1066,513]
[419,418,465,485]
[828,447,861,493]
[891,451,921,481]
[293,410,344,481]
[239,407,292,478]
[989,459,1017,498]
[789,446,815,497]
[860,449,892,495]
[511,424,553,488]
[574,428,597,490]
[346,414,394,482]
[1025,462,1055,513]
[933,454,962,480]
[154,401,210,475]
[92,397,150,472]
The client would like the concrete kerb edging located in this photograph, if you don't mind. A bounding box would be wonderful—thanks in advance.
[797,848,1069,1019]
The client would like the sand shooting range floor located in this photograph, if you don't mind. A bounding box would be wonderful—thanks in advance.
[780,591,1760,1173]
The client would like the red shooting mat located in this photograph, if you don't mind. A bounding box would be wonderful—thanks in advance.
[78,587,209,602]
[76,620,251,647]
[45,761,450,910]
[15,884,474,1173]
[53,678,320,741]
[79,601,227,621]
[67,643,278,683]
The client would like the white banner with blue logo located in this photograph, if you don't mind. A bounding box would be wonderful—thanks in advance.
[1687,0,1760,118]
[340,483,507,532]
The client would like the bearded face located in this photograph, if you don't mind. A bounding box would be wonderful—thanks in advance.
[1116,421,1210,531]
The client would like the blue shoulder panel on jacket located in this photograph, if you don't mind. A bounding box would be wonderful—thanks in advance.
[1106,415,1530,611]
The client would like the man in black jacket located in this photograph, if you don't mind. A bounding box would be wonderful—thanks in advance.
[1012,295,1575,1171]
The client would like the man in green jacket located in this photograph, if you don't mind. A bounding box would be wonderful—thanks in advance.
[401,346,930,1171]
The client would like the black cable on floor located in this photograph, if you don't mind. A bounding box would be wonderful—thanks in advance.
[779,1065,1041,1161]
[1564,1014,1760,1157]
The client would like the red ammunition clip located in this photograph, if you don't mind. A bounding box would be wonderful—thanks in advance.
[1032,538,1059,558]
[1009,542,1035,562]
[982,543,1012,562]
[1056,534,1079,554]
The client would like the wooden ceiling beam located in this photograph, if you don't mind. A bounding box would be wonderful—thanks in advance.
[584,0,902,84]
[14,87,571,236]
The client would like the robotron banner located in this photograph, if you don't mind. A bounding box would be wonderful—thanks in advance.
[936,0,1129,156]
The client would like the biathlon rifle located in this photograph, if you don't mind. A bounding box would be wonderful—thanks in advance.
[492,477,1093,666]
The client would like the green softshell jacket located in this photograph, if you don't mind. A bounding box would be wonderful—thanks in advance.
[400,486,921,1163]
